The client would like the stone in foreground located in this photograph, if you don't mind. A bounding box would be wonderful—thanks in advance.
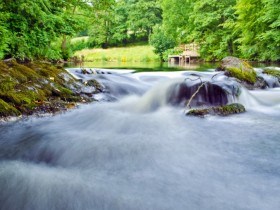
[186,103,246,117]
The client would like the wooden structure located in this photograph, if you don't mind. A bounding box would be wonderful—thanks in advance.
[168,44,200,64]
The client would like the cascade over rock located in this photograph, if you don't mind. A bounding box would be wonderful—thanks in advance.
[167,78,241,108]
[263,69,280,84]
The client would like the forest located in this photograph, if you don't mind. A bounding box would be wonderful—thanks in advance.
[0,0,279,62]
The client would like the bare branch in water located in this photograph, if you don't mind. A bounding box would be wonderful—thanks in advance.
[185,82,206,109]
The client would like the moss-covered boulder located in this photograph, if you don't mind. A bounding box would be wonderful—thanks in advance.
[216,56,263,89]
[0,99,21,117]
[186,103,246,117]
[0,60,101,119]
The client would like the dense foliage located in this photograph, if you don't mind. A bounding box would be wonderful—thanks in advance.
[87,0,162,48]
[159,0,280,61]
[0,0,111,60]
[0,0,279,61]
[149,25,176,61]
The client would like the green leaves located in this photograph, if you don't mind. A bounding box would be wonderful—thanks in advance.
[0,0,96,60]
[87,0,162,48]
[235,0,280,61]
[159,0,279,61]
[149,25,176,61]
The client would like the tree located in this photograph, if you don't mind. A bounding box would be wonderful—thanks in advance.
[235,0,280,61]
[0,0,109,60]
[149,25,176,61]
[87,0,116,48]
[0,11,9,59]
[160,0,237,61]
[188,0,237,60]
[88,0,162,48]
[161,0,193,43]
[127,0,162,40]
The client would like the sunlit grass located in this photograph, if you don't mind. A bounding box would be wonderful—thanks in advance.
[74,45,160,62]
[71,36,89,43]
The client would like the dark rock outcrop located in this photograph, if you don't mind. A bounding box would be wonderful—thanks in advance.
[186,103,246,117]
[168,82,229,107]
[167,77,241,108]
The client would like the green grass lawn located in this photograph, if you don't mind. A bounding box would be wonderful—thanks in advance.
[74,45,160,62]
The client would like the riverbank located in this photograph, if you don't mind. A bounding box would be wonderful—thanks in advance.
[74,45,160,62]
[0,60,98,120]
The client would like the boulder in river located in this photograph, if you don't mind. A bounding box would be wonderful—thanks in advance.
[216,56,265,89]
[167,75,241,108]
[186,103,246,117]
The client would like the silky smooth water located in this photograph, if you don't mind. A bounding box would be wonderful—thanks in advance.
[0,69,280,210]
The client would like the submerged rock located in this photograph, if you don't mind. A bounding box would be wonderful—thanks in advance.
[263,69,280,83]
[216,56,263,89]
[186,103,246,117]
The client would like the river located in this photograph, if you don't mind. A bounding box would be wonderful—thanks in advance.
[0,64,280,210]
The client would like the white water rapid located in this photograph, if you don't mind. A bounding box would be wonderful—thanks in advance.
[0,68,280,210]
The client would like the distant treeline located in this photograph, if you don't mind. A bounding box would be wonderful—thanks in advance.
[159,0,280,62]
[0,0,279,62]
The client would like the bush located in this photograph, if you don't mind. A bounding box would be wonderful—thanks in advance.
[149,25,177,61]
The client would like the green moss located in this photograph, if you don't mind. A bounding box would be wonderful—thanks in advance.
[227,67,257,84]
[212,103,246,116]
[57,86,73,97]
[0,99,21,117]
[0,60,86,119]
[187,103,246,117]
[187,109,209,116]
[8,61,39,82]
[263,69,280,81]
[0,78,17,92]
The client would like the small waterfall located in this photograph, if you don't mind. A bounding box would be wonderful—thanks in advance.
[119,74,242,112]
[238,87,280,112]
[1,69,280,210]
[255,68,280,88]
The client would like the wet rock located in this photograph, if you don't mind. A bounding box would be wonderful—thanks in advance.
[167,79,241,108]
[0,60,95,119]
[217,56,258,88]
[86,79,104,93]
[217,56,254,73]
[186,103,246,117]
[263,69,280,83]
[168,82,228,107]
[81,68,93,74]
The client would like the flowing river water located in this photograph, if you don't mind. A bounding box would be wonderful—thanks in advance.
[0,66,280,210]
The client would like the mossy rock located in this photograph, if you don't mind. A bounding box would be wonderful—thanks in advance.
[217,56,257,85]
[0,99,21,117]
[0,60,89,119]
[86,79,104,93]
[263,69,280,82]
[0,60,105,120]
[226,67,257,85]
[186,103,246,117]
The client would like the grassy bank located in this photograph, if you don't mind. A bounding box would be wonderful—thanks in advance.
[74,45,160,62]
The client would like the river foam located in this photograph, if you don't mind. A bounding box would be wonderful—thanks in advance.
[0,70,280,210]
